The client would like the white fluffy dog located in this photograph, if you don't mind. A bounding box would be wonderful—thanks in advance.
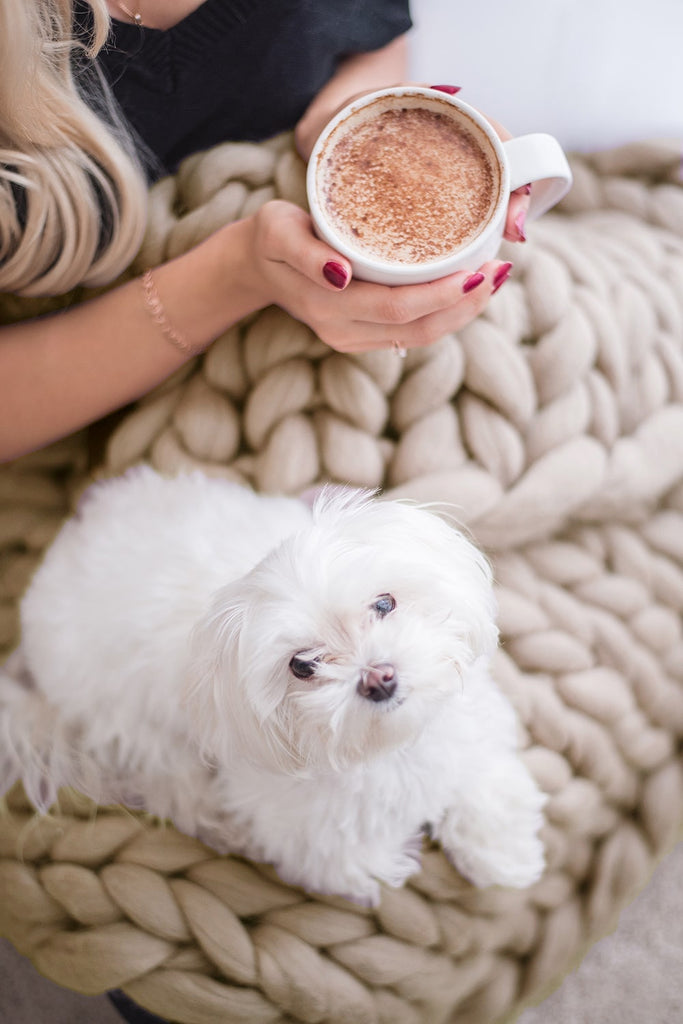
[0,468,545,904]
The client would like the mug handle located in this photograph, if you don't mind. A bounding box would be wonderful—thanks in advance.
[502,133,573,219]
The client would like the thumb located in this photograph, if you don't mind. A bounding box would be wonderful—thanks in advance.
[264,201,353,291]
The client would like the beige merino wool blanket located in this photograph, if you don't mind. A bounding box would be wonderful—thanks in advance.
[1,134,683,1024]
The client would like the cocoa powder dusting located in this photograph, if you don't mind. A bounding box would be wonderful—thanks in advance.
[320,106,498,264]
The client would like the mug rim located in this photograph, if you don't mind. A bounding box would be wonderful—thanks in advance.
[306,86,510,279]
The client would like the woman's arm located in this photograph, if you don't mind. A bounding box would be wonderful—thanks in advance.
[0,219,261,463]
[0,196,507,463]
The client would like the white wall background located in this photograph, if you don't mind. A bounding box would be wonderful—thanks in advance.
[408,0,683,151]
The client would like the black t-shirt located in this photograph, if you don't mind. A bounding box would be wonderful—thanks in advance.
[75,0,412,179]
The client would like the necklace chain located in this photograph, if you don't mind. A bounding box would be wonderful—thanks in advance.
[115,1,143,26]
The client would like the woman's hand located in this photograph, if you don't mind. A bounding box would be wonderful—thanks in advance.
[240,200,513,354]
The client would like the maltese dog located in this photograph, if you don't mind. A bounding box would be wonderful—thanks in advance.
[0,468,545,905]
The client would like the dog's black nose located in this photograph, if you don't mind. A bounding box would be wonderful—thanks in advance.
[357,663,397,702]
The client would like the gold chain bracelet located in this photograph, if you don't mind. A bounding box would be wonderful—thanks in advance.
[140,269,194,356]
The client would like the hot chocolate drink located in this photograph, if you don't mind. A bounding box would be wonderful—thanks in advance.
[315,95,501,266]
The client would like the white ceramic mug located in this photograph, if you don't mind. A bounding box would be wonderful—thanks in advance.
[306,86,573,285]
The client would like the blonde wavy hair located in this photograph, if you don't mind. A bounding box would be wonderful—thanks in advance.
[0,0,148,296]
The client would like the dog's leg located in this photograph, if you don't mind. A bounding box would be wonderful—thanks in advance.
[271,850,385,908]
[432,753,547,889]
[183,804,255,857]
[265,815,423,907]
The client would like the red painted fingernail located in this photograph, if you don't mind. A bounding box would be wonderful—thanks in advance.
[492,261,513,293]
[323,261,348,289]
[514,183,532,196]
[430,85,461,95]
[463,272,485,293]
[514,210,527,242]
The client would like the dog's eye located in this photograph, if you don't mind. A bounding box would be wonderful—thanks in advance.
[289,655,318,679]
[372,594,396,617]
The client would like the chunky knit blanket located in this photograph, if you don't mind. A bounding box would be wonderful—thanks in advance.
[1,134,682,1024]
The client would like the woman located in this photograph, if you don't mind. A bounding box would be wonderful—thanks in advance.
[0,0,526,462]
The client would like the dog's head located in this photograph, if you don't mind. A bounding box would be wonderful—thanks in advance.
[187,489,497,775]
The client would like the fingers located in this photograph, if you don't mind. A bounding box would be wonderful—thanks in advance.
[387,259,513,349]
[335,259,514,354]
[504,183,532,243]
[256,201,353,292]
[347,259,504,327]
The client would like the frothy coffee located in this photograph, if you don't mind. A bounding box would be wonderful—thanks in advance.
[315,96,501,266]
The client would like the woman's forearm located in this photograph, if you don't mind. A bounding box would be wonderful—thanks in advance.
[0,218,265,463]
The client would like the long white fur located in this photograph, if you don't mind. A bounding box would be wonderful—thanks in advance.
[0,467,546,904]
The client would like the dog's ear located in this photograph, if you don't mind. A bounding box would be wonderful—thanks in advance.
[186,582,298,772]
[185,582,247,761]
[408,505,499,660]
[365,500,499,662]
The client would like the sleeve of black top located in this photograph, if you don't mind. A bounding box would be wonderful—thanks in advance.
[320,0,413,57]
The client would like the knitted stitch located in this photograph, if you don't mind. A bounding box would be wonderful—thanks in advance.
[1,134,682,1024]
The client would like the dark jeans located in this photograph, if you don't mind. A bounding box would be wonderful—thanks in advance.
[107,990,169,1024]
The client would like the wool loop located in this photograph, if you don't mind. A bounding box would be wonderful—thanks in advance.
[1,135,683,1023]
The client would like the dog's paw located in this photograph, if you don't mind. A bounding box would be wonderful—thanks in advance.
[435,759,547,889]
[442,820,546,890]
[330,881,382,909]
[188,811,254,857]
[193,824,234,855]
[272,858,383,907]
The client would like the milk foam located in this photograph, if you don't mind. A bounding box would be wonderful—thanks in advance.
[315,95,501,265]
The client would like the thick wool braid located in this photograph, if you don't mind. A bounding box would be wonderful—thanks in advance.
[1,135,683,1024]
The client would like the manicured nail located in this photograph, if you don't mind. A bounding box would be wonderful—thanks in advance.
[514,210,527,242]
[492,261,513,293]
[462,272,485,293]
[430,85,461,95]
[323,261,348,289]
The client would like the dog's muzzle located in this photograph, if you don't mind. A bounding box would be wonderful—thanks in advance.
[357,663,397,703]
